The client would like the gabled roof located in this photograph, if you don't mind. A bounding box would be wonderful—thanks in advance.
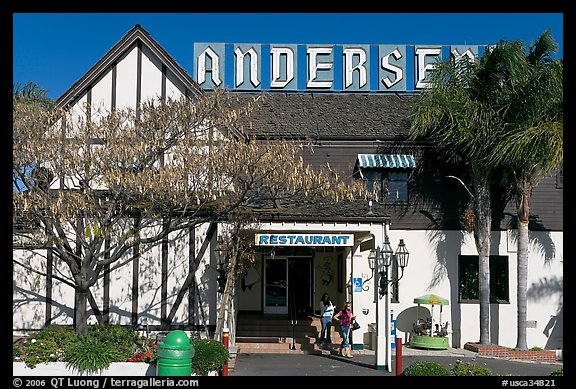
[56,24,204,109]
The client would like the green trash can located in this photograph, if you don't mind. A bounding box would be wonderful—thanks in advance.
[156,330,195,376]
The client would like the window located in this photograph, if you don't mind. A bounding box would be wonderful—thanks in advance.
[355,154,414,204]
[458,255,509,303]
[362,170,410,203]
[384,171,409,202]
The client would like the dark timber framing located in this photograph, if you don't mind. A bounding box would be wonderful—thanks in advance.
[161,219,169,329]
[131,216,141,328]
[111,62,117,112]
[45,248,53,327]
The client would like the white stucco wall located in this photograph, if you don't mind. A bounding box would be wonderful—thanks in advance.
[13,249,49,331]
[228,222,563,351]
[90,69,113,120]
[12,220,219,331]
[13,222,563,351]
[115,46,138,109]
[140,45,164,103]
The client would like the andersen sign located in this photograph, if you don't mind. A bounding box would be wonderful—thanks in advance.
[193,43,486,92]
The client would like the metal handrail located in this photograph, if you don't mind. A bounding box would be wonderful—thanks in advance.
[289,289,297,350]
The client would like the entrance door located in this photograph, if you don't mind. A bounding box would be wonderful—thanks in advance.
[288,257,312,316]
[263,256,313,315]
[263,257,288,314]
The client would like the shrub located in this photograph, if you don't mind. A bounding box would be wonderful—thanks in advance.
[550,367,563,376]
[451,360,492,376]
[22,338,62,368]
[191,338,229,376]
[33,325,78,351]
[17,324,144,371]
[63,336,121,375]
[13,343,21,361]
[400,361,451,376]
[87,324,137,361]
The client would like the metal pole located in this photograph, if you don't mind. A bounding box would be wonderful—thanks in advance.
[385,265,391,372]
[384,222,392,372]
[221,327,229,376]
[395,336,403,376]
[374,225,385,370]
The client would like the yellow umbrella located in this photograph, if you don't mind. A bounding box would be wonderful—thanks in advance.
[413,294,449,305]
[413,294,449,336]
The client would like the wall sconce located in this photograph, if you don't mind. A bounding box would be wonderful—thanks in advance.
[362,249,377,291]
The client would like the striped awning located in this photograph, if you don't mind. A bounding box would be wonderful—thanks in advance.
[357,154,415,169]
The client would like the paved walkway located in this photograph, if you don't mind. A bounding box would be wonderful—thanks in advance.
[230,347,563,377]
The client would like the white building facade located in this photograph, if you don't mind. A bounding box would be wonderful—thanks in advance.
[13,25,563,364]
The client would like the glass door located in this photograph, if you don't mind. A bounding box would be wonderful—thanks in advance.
[263,257,288,314]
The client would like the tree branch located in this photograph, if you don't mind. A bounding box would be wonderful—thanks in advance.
[447,175,474,200]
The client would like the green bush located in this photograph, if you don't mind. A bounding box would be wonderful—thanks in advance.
[33,325,78,350]
[191,338,229,376]
[550,367,563,376]
[13,343,21,361]
[451,361,492,376]
[17,324,145,372]
[63,336,121,375]
[22,338,62,368]
[400,361,451,376]
[87,324,137,361]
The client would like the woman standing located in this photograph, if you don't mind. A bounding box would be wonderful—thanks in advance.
[334,302,355,357]
[318,293,335,345]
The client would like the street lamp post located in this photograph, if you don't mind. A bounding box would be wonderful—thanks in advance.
[370,225,409,371]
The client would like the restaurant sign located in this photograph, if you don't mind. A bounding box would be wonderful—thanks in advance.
[255,233,354,246]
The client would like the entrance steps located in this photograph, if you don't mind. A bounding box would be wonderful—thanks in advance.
[234,312,343,355]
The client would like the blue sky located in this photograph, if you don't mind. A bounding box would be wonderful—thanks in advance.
[13,13,563,100]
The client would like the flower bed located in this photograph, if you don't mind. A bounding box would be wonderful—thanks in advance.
[13,362,219,376]
[13,325,227,376]
[463,342,557,363]
[13,362,156,376]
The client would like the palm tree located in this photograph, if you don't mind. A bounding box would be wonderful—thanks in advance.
[410,51,506,344]
[411,30,562,347]
[13,81,53,108]
[13,82,55,192]
[487,30,563,350]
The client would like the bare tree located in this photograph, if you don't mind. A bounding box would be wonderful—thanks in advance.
[13,89,366,335]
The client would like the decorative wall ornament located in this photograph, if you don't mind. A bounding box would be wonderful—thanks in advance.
[321,259,333,285]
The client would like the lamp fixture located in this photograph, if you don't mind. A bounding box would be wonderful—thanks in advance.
[377,237,409,297]
[362,249,377,291]
[368,249,376,270]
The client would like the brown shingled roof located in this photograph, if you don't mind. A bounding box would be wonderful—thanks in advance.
[231,92,420,140]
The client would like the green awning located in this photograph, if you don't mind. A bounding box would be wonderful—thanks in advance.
[357,154,415,169]
[413,294,449,305]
